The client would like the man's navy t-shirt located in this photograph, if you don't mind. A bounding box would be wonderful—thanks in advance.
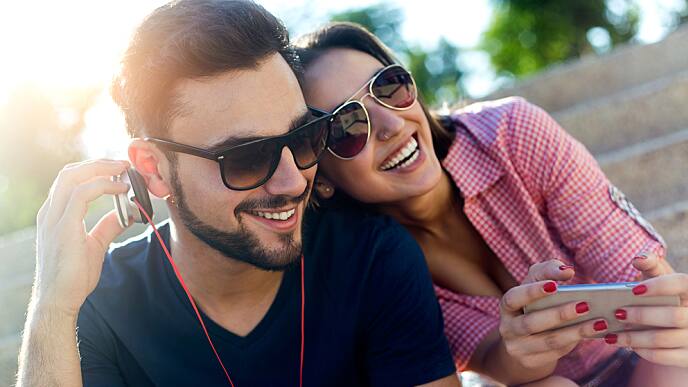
[77,207,455,386]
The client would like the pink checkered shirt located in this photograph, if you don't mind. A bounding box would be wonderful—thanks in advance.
[437,97,665,381]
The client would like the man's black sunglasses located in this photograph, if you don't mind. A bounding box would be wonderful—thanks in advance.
[145,107,331,191]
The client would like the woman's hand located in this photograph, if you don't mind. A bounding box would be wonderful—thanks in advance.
[604,271,688,367]
[499,260,609,370]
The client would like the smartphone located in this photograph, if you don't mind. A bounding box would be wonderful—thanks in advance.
[523,282,680,335]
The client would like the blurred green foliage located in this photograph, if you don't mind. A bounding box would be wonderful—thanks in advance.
[330,4,465,106]
[481,0,640,78]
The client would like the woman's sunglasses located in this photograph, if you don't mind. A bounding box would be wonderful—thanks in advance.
[326,64,418,160]
[145,108,331,191]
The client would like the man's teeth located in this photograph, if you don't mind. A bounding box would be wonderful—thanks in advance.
[381,137,419,171]
[253,208,296,221]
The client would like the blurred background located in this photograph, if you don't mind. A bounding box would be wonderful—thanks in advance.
[1,0,687,237]
[2,0,688,385]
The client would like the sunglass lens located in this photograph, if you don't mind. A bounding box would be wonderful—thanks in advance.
[329,102,369,159]
[221,141,276,190]
[289,115,329,169]
[372,66,416,109]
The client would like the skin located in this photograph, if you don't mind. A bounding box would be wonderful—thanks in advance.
[301,47,688,386]
[15,52,459,387]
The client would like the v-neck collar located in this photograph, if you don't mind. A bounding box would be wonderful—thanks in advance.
[157,224,297,348]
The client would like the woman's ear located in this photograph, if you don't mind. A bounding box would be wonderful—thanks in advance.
[314,175,335,199]
[128,139,172,199]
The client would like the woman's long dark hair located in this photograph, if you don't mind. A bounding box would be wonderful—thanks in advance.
[294,22,456,161]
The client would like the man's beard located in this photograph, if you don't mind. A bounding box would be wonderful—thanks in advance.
[169,165,308,271]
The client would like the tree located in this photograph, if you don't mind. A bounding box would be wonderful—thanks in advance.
[481,0,640,78]
[330,4,464,106]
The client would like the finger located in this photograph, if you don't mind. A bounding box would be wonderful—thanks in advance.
[500,280,559,318]
[633,250,673,278]
[46,159,130,224]
[89,210,131,252]
[633,348,688,367]
[632,273,688,300]
[518,318,608,352]
[509,301,591,337]
[522,259,575,284]
[609,328,688,349]
[59,177,130,226]
[615,306,688,328]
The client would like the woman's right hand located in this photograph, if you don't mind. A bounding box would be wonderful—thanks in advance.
[498,260,610,370]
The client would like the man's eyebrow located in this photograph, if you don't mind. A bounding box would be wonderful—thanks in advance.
[206,109,312,152]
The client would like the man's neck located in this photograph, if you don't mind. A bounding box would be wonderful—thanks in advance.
[166,215,284,335]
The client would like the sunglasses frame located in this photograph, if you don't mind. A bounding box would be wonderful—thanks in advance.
[144,107,332,191]
[327,64,417,160]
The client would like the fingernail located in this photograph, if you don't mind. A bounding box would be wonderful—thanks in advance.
[576,302,589,314]
[633,284,648,295]
[559,265,574,271]
[604,334,618,344]
[615,308,627,320]
[543,281,557,293]
[594,320,608,331]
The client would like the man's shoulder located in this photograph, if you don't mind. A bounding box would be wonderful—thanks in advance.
[304,206,424,280]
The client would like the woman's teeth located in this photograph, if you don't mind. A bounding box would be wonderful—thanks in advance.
[381,137,419,171]
[252,208,296,221]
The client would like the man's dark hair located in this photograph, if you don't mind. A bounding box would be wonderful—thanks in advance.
[111,0,301,138]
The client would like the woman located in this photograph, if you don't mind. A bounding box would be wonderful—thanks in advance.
[295,23,688,386]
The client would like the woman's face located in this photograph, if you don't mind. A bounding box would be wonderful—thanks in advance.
[302,48,443,204]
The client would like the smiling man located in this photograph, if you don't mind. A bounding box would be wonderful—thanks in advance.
[15,1,458,386]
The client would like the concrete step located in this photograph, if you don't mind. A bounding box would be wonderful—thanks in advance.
[487,25,688,112]
[0,334,20,387]
[598,128,688,213]
[648,201,688,273]
[554,71,688,155]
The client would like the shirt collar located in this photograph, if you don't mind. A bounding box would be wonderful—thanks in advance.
[441,116,504,199]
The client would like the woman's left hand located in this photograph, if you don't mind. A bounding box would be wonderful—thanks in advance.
[605,268,688,367]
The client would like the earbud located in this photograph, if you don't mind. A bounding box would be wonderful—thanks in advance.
[112,168,153,228]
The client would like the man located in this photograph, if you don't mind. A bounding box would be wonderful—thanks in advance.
[16,1,458,386]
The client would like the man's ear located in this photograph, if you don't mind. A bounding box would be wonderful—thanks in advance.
[128,139,172,199]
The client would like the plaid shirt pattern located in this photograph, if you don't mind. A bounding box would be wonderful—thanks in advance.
[437,97,665,380]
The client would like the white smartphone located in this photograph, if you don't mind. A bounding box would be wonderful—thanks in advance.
[523,282,680,335]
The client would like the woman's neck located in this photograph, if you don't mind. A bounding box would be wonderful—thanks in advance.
[377,170,459,234]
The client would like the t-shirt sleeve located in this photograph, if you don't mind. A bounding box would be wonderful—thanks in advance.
[360,221,456,386]
[506,98,666,282]
[77,300,127,387]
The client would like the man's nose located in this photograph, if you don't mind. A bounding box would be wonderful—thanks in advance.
[262,147,309,198]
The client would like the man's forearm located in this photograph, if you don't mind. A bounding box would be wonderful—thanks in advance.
[16,300,83,387]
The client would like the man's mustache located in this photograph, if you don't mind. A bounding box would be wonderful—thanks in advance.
[233,181,311,216]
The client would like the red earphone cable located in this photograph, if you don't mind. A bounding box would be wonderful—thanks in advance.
[132,199,304,387]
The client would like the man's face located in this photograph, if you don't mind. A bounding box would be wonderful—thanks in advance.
[166,53,316,270]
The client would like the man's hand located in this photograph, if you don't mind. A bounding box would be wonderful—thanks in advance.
[17,159,131,387]
[34,159,131,315]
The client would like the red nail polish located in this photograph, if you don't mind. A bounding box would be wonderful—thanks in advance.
[605,334,618,344]
[633,284,648,295]
[559,265,574,271]
[594,320,608,331]
[615,309,627,320]
[543,281,557,293]
[576,302,589,314]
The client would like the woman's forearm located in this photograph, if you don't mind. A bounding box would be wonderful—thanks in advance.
[472,333,557,385]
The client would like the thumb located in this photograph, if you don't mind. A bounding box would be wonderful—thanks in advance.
[89,210,131,252]
[522,259,575,284]
[633,250,674,279]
